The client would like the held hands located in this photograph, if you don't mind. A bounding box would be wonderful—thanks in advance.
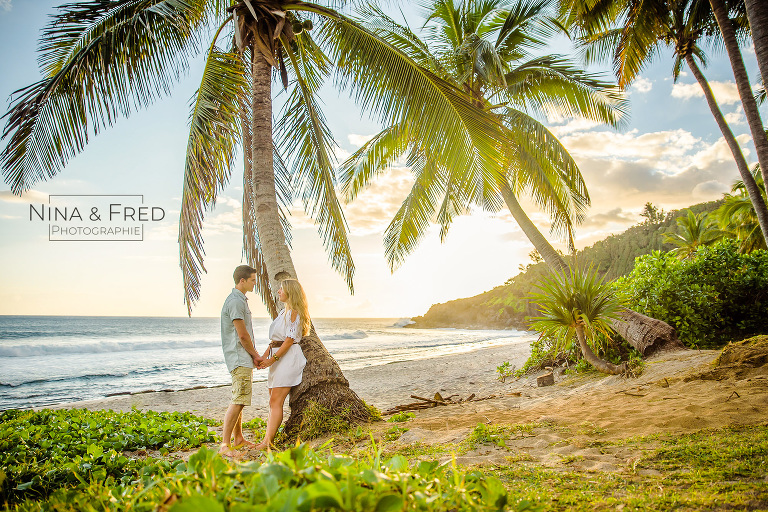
[257,357,275,370]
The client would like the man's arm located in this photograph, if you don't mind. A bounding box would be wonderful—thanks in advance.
[233,319,263,363]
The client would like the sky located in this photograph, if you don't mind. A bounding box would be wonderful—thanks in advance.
[0,0,764,319]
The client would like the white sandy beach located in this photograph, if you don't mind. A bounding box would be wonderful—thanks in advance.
[50,343,534,422]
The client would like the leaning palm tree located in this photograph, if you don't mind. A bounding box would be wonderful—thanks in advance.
[530,265,627,374]
[708,0,768,202]
[662,210,721,259]
[341,0,682,355]
[560,0,768,242]
[0,0,507,437]
[715,165,768,252]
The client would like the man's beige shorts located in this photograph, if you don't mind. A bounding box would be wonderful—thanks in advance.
[230,366,253,406]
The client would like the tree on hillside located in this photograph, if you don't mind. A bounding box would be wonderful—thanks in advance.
[662,210,721,259]
[0,0,506,436]
[341,0,682,357]
[559,0,768,243]
[716,164,767,252]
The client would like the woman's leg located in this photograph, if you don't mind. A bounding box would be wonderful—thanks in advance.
[256,386,291,450]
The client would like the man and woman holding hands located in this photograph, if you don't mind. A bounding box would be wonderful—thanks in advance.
[219,265,310,457]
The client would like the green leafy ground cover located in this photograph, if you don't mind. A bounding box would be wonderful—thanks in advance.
[0,408,215,505]
[2,409,766,510]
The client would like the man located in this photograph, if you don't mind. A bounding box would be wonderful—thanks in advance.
[219,265,264,457]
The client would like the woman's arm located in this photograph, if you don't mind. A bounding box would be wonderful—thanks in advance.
[262,310,299,367]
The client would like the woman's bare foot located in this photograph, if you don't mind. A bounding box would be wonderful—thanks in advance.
[253,442,270,451]
[218,444,239,458]
[233,438,256,450]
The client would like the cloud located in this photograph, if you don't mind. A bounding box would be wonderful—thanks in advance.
[549,118,602,136]
[578,208,637,229]
[670,80,746,105]
[547,127,751,243]
[559,129,699,161]
[348,134,375,148]
[631,77,653,93]
[0,0,11,12]
[0,190,51,204]
[342,165,414,235]
[724,106,745,125]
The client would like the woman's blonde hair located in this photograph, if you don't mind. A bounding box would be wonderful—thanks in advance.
[280,278,311,337]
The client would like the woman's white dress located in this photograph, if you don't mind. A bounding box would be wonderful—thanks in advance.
[267,308,307,388]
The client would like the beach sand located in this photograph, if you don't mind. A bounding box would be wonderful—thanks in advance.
[54,340,767,455]
[51,343,534,422]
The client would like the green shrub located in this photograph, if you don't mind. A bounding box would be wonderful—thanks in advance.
[0,408,215,504]
[615,240,768,348]
[9,443,511,511]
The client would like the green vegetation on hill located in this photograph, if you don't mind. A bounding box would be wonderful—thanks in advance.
[409,201,722,330]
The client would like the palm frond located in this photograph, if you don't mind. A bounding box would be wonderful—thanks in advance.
[530,264,624,343]
[338,122,411,202]
[297,4,507,210]
[614,0,668,87]
[275,32,355,292]
[502,109,589,246]
[504,55,628,127]
[179,47,248,316]
[358,5,446,74]
[2,0,207,193]
[383,149,445,270]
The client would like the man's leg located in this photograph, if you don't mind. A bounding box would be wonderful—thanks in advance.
[255,386,291,450]
[233,408,255,449]
[221,366,253,456]
[220,403,245,456]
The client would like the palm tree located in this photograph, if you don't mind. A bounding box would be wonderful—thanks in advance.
[341,0,682,355]
[715,165,767,252]
[530,265,627,374]
[0,0,507,437]
[707,0,768,217]
[559,0,768,242]
[662,210,721,259]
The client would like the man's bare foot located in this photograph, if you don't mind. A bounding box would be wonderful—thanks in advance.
[218,444,239,458]
[253,442,270,451]
[233,439,256,450]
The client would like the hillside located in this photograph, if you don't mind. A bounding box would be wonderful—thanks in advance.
[408,201,722,330]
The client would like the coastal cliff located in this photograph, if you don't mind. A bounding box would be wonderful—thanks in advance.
[407,201,721,330]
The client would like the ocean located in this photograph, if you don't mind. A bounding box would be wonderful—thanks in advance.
[0,316,535,411]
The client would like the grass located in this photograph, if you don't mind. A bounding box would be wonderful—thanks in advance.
[487,424,768,511]
[370,421,768,510]
[7,407,764,511]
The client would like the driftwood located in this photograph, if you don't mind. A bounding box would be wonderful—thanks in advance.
[382,391,499,415]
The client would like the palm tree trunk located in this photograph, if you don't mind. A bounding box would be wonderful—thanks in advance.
[575,325,626,374]
[686,55,768,241]
[250,51,297,295]
[499,179,682,356]
[500,181,567,272]
[284,326,373,439]
[248,49,371,440]
[744,0,768,87]
[710,0,768,210]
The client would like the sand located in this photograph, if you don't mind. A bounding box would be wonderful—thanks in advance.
[54,339,768,471]
[50,342,534,422]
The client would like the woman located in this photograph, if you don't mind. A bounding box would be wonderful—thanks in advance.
[254,278,309,450]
